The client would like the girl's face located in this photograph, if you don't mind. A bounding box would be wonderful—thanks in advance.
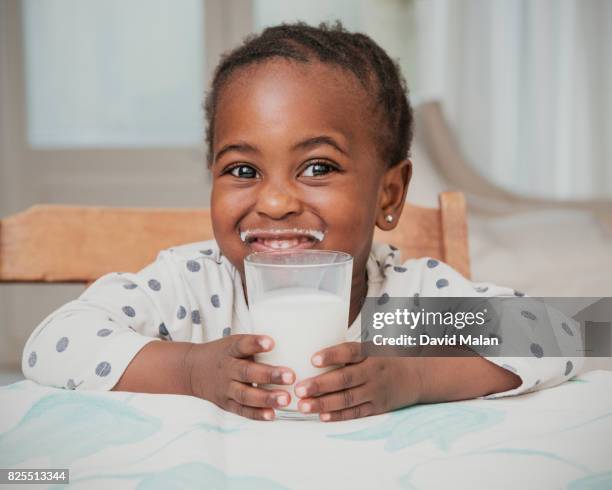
[210,59,410,287]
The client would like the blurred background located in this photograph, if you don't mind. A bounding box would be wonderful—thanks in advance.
[1,0,611,383]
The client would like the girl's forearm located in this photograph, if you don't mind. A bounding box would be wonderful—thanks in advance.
[414,348,522,403]
[111,340,195,396]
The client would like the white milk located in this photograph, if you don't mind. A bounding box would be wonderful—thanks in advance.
[250,287,349,412]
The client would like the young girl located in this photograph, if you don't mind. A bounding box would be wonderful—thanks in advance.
[22,22,582,422]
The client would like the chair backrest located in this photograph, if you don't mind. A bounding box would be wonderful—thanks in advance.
[0,191,470,283]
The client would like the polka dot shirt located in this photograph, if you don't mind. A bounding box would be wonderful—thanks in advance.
[21,240,584,398]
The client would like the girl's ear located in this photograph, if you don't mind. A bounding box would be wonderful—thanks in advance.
[376,159,412,230]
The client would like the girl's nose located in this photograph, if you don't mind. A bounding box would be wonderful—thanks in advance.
[255,181,302,220]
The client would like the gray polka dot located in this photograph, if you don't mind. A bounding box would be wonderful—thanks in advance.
[211,294,220,308]
[475,286,489,293]
[436,278,449,289]
[384,263,393,269]
[56,337,69,352]
[426,259,439,268]
[177,305,187,320]
[393,266,407,273]
[122,306,136,318]
[159,323,169,336]
[148,279,161,291]
[377,293,390,305]
[514,290,525,297]
[97,328,113,337]
[123,283,138,290]
[95,362,111,377]
[107,317,114,322]
[530,343,544,358]
[28,351,37,368]
[191,310,201,324]
[521,310,536,321]
[201,249,214,255]
[535,379,541,385]
[222,327,232,337]
[565,360,573,376]
[186,260,201,272]
[389,244,398,251]
[375,260,381,268]
[501,363,517,373]
[67,379,76,390]
[561,322,574,336]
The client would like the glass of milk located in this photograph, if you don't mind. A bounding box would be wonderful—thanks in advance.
[244,250,353,419]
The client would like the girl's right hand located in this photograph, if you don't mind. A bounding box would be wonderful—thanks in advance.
[184,334,295,421]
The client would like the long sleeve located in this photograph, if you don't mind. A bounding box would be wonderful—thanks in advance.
[21,239,240,391]
[414,258,585,398]
[367,242,585,399]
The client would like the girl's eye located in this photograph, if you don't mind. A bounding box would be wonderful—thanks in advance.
[227,165,259,179]
[301,161,336,177]
[223,161,336,179]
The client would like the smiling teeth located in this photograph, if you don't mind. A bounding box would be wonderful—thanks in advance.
[239,228,325,243]
[262,239,301,249]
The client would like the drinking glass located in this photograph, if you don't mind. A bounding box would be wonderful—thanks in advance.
[244,250,353,419]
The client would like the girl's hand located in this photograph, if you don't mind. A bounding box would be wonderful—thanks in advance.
[185,334,295,421]
[293,342,423,422]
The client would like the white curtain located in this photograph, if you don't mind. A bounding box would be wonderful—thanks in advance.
[414,0,612,200]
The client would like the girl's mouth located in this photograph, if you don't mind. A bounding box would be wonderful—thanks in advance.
[240,229,324,251]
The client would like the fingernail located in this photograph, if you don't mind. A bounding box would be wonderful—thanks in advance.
[312,355,323,366]
[263,410,274,421]
[258,337,272,350]
[281,371,293,384]
[277,395,289,406]
[300,401,312,412]
[321,413,331,421]
[295,385,307,398]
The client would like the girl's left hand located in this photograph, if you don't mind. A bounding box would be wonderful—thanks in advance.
[294,342,423,421]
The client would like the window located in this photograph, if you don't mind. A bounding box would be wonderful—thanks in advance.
[23,0,205,148]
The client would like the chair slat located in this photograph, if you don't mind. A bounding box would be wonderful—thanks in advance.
[439,192,471,279]
[0,205,213,282]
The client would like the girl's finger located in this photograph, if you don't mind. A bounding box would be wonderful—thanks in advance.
[226,334,275,358]
[228,381,291,409]
[319,402,376,422]
[312,342,366,368]
[225,398,275,421]
[294,364,366,398]
[297,384,370,414]
[229,358,295,385]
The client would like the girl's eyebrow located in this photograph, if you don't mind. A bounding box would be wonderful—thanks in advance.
[292,135,349,156]
[214,135,348,163]
[214,142,258,163]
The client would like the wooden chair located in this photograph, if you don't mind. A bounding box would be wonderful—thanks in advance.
[0,191,470,284]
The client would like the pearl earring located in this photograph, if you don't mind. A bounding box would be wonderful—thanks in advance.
[385,214,394,223]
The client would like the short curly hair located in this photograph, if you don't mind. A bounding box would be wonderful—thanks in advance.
[203,20,413,168]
